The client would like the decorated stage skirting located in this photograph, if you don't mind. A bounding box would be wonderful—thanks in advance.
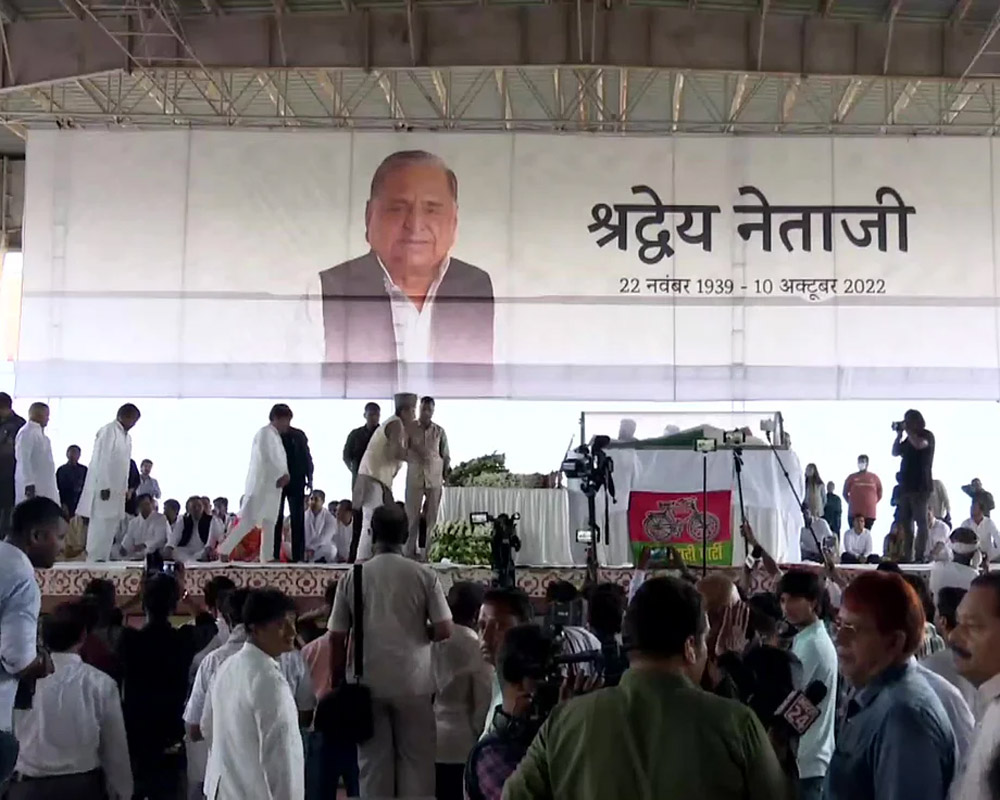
[36,561,640,603]
[36,560,935,609]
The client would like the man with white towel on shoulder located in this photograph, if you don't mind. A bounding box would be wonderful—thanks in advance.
[351,393,416,562]
[216,404,291,564]
[14,402,58,506]
[79,404,140,562]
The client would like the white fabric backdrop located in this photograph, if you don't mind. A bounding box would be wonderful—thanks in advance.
[20,130,1000,400]
[438,487,573,566]
[576,447,805,566]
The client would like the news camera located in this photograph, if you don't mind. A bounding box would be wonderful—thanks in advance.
[524,632,608,728]
[561,435,615,498]
[470,511,521,590]
[561,435,616,587]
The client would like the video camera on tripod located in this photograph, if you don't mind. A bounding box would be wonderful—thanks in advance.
[561,435,615,498]
[562,435,616,586]
[470,511,521,589]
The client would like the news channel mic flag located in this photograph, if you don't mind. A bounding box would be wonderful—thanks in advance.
[319,150,496,373]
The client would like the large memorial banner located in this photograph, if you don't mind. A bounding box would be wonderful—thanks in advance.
[20,131,1000,399]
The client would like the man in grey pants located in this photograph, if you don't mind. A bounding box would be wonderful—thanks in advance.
[405,396,450,560]
[892,409,936,563]
[328,504,454,799]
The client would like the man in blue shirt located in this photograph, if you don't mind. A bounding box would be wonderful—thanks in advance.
[777,570,837,800]
[826,571,955,800]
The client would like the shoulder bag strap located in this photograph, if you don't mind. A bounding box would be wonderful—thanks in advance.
[353,562,364,682]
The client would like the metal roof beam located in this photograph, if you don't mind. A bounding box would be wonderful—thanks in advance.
[960,4,1000,80]
[951,0,973,24]
[0,0,18,24]
[0,7,997,90]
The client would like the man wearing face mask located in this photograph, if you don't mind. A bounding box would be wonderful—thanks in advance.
[843,455,883,535]
[502,577,787,800]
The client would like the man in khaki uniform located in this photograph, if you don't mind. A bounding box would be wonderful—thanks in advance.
[404,397,450,560]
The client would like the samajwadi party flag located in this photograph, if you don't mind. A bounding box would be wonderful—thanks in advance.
[627,490,733,567]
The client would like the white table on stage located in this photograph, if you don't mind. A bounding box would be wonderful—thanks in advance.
[437,487,574,566]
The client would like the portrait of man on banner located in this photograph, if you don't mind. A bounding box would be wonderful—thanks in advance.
[319,149,495,370]
[627,489,734,567]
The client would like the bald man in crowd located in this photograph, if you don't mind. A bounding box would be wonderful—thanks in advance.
[320,150,495,372]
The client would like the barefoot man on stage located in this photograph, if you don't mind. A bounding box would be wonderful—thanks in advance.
[79,404,140,562]
[217,404,291,564]
[350,393,416,561]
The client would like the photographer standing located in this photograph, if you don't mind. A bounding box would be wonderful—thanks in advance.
[464,624,551,800]
[503,577,786,800]
[892,409,935,563]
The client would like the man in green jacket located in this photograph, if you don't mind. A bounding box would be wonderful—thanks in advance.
[502,576,788,800]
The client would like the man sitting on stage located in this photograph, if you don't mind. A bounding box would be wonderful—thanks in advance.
[304,490,337,563]
[350,393,416,561]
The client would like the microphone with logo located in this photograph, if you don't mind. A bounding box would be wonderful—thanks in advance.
[773,680,828,737]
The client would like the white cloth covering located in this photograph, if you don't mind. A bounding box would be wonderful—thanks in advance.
[13,652,133,800]
[204,642,304,800]
[217,424,288,560]
[576,446,806,567]
[304,508,337,563]
[13,420,58,505]
[437,487,573,566]
[78,420,132,561]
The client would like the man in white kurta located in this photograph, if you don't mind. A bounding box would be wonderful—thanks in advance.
[304,490,337,563]
[217,405,291,564]
[78,404,140,562]
[13,403,58,506]
[354,393,417,561]
[119,494,170,559]
[204,589,304,800]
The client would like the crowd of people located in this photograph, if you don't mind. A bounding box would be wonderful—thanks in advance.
[7,395,1000,799]
[1,493,1000,799]
[800,409,998,568]
[0,391,450,567]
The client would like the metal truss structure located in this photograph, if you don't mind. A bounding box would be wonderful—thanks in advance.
[2,0,1000,149]
[11,67,1000,137]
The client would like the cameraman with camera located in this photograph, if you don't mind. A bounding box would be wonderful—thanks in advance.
[892,409,935,562]
[465,624,552,800]
[503,577,786,800]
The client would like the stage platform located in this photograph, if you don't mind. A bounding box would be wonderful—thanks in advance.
[35,559,936,610]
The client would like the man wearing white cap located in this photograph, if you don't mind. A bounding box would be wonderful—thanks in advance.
[930,527,981,602]
[351,393,417,561]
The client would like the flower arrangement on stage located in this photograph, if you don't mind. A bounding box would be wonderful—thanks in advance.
[446,452,557,489]
[429,519,492,565]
